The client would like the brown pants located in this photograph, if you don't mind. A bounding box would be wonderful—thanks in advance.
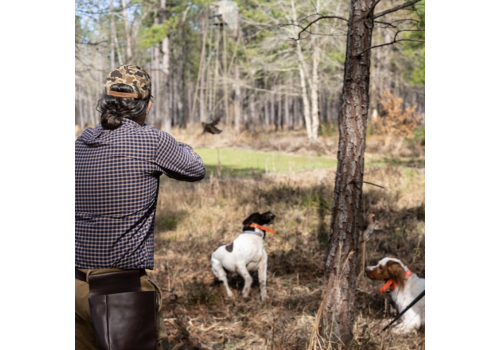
[75,268,169,350]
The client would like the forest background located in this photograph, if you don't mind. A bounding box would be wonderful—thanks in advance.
[2,0,497,349]
[74,2,429,349]
[75,0,424,138]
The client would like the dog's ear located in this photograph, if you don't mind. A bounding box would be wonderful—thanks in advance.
[387,255,411,270]
[257,211,275,225]
[398,257,411,269]
[386,260,407,287]
[243,212,260,226]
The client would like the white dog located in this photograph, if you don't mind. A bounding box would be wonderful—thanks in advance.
[365,257,425,333]
[211,211,276,301]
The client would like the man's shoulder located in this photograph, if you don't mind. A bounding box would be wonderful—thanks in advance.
[142,124,169,135]
[75,125,101,144]
[143,125,178,144]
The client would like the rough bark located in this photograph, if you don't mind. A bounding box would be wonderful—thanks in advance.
[319,0,375,348]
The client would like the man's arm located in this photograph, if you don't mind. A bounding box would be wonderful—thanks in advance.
[155,131,205,182]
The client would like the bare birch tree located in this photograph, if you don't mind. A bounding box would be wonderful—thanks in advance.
[121,0,132,63]
[291,0,313,139]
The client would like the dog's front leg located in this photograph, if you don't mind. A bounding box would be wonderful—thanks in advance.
[235,262,253,299]
[391,309,421,334]
[258,256,267,302]
[399,309,422,333]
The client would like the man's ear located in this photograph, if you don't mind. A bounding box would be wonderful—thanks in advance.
[147,100,152,113]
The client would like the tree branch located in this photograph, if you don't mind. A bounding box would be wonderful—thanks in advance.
[367,0,383,17]
[374,0,422,19]
[374,20,398,29]
[353,28,424,57]
[374,17,420,29]
[355,38,424,57]
[362,181,385,189]
[282,15,348,41]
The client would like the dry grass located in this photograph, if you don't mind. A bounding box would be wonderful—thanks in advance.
[146,130,425,350]
[76,123,424,348]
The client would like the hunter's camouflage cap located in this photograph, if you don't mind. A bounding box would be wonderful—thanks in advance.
[104,65,151,100]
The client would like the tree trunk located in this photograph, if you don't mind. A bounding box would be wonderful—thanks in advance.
[249,93,256,131]
[160,0,171,133]
[291,0,313,139]
[154,42,161,126]
[276,90,282,131]
[284,87,290,130]
[310,46,320,139]
[192,10,208,124]
[310,0,321,140]
[109,0,115,68]
[78,85,85,129]
[114,21,123,65]
[222,24,230,128]
[292,96,297,130]
[264,93,269,127]
[317,0,375,348]
[298,61,312,138]
[234,65,241,134]
[172,66,177,126]
[121,0,132,63]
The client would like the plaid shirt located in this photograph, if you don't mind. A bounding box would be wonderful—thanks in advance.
[75,119,205,269]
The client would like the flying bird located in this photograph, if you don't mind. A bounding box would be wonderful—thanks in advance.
[201,117,223,135]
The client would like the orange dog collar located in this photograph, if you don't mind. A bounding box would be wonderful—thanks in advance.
[379,270,412,293]
[249,223,276,235]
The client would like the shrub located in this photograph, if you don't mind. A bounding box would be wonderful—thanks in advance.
[372,90,423,138]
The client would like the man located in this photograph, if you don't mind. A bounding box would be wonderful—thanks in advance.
[75,65,205,349]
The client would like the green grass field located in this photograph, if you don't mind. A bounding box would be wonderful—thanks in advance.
[194,148,338,176]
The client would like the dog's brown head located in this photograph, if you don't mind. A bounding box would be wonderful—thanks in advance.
[365,257,410,288]
[243,211,275,229]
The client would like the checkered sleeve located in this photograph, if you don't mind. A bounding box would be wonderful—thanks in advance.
[155,131,206,181]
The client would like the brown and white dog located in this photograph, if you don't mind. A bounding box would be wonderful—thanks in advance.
[365,257,425,333]
[211,211,276,301]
